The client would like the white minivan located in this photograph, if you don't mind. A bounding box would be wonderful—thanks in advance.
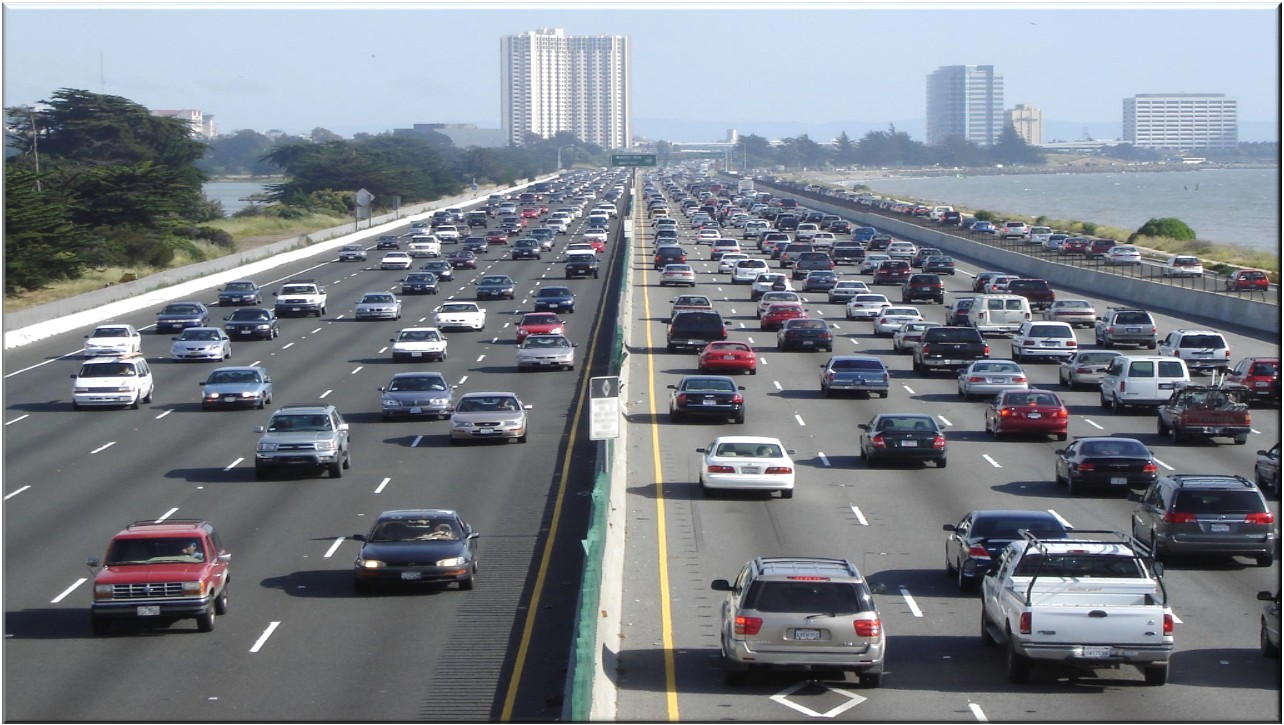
[969,294,1032,335]
[1098,355,1191,410]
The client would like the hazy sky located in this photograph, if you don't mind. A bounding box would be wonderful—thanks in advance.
[3,1,1279,141]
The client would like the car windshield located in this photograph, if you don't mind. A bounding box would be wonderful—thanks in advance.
[745,581,866,615]
[538,288,571,298]
[224,282,255,291]
[525,336,570,348]
[457,397,521,412]
[280,286,312,295]
[162,304,200,315]
[480,277,510,285]
[268,414,332,432]
[179,329,221,341]
[406,275,434,283]
[439,304,477,313]
[370,518,462,543]
[398,330,441,342]
[1080,440,1150,457]
[361,294,393,303]
[207,370,260,385]
[81,362,136,377]
[388,376,447,392]
[90,328,130,338]
[682,378,736,392]
[107,537,205,565]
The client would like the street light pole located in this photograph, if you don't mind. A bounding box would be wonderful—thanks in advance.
[557,144,575,171]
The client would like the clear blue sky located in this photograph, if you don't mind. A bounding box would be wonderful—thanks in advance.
[3,1,1279,142]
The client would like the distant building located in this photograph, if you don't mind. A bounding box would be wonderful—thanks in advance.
[1123,93,1238,151]
[501,28,632,149]
[151,109,216,139]
[925,65,1004,146]
[1005,104,1042,146]
[394,123,506,149]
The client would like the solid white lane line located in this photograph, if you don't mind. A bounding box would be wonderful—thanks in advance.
[319,390,332,398]
[968,702,989,722]
[937,415,952,427]
[903,385,916,395]
[351,366,363,375]
[155,409,173,420]
[4,486,31,500]
[818,452,830,467]
[1047,509,1073,529]
[982,454,1003,468]
[224,458,244,471]
[1084,418,1104,430]
[850,506,868,526]
[51,578,87,604]
[90,442,115,455]
[375,477,391,494]
[155,508,179,522]
[899,586,924,617]
[4,414,28,425]
[249,621,281,653]
[323,537,345,558]
[794,414,806,427]
[1154,457,1174,471]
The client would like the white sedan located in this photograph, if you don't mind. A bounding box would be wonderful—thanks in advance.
[389,327,448,362]
[860,254,892,275]
[433,302,487,331]
[84,324,143,357]
[1106,245,1143,265]
[582,228,608,244]
[380,252,413,270]
[718,253,750,275]
[845,293,892,320]
[696,436,796,499]
[872,306,925,336]
[695,229,721,245]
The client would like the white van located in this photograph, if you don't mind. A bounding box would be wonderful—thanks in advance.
[1098,355,1191,410]
[407,234,441,258]
[969,294,1032,335]
[929,205,954,221]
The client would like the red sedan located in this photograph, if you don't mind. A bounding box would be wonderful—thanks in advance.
[520,207,541,219]
[515,312,566,343]
[485,229,510,245]
[1226,269,1270,291]
[984,389,1069,441]
[697,341,758,375]
[759,302,808,332]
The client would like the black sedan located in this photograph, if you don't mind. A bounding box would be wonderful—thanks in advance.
[1053,436,1158,496]
[222,307,279,340]
[533,286,576,313]
[352,509,479,593]
[921,255,957,275]
[668,375,746,424]
[421,260,454,282]
[462,236,489,254]
[474,274,516,301]
[776,318,834,352]
[858,413,948,468]
[943,510,1070,591]
[801,271,840,293]
[400,272,439,295]
[447,250,478,270]
[155,301,209,334]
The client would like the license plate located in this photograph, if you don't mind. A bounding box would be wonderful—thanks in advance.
[702,399,716,406]
[901,440,918,447]
[1210,523,1231,533]
[1027,412,1042,419]
[723,354,735,360]
[1258,382,1271,387]
[238,330,253,335]
[291,307,302,312]
[794,628,822,641]
[1126,327,1140,333]
[990,378,1005,383]
[1111,477,1127,485]
[802,340,814,346]
[478,428,495,434]
[1082,646,1111,658]
[409,407,422,415]
[401,571,422,581]
[137,605,160,617]
[411,352,423,357]
[741,466,761,475]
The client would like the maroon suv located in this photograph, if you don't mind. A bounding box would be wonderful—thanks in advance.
[1004,278,1056,310]
[873,260,912,286]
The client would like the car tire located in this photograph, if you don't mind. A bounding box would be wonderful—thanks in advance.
[459,566,476,591]
[1007,638,1032,684]
[1170,425,1183,443]
[958,566,976,592]
[196,609,215,633]
[214,584,229,615]
[936,458,947,469]
[1055,432,1067,442]
[1157,417,1169,436]
[1256,554,1274,568]
[329,461,343,478]
[1263,618,1281,657]
[1067,475,1080,497]
[1143,664,1168,686]
[857,671,882,688]
[1234,434,1249,445]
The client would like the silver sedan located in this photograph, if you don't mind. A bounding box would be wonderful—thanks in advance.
[957,360,1029,400]
[199,365,272,409]
[355,292,403,320]
[1057,350,1122,388]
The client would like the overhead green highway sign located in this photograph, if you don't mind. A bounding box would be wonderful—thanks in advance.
[674,151,725,159]
[611,154,657,167]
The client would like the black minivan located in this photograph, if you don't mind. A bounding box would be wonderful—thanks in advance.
[665,311,730,353]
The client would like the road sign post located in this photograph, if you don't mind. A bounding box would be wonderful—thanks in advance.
[611,154,657,167]
[589,376,620,440]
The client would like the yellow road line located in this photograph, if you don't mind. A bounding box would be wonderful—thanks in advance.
[499,214,621,721]
[639,206,681,720]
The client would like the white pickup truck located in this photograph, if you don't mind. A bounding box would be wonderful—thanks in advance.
[980,530,1174,685]
[273,279,328,318]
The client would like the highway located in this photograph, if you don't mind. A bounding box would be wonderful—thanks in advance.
[2,176,629,721]
[613,175,1280,721]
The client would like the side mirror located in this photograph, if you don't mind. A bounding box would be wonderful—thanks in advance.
[378,387,387,393]
[710,579,733,592]
[857,424,870,431]
[523,404,533,410]
[217,553,232,563]
[86,557,101,568]
[1259,591,1276,602]
[254,426,265,433]
[351,534,367,542]
[943,524,957,532]
[467,532,481,540]
[786,449,797,455]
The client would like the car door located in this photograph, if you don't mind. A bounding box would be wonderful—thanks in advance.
[947,514,974,570]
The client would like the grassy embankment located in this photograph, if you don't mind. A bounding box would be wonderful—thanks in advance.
[4,212,347,312]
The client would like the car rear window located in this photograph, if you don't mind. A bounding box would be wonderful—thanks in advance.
[1029,325,1073,338]
[674,314,725,331]
[830,359,883,371]
[1081,439,1150,457]
[1115,312,1152,324]
[1179,334,1226,348]
[745,581,870,614]
[1173,489,1266,514]
[930,328,982,341]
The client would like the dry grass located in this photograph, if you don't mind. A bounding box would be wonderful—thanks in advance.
[208,212,349,241]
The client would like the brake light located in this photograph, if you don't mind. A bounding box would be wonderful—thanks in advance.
[1067,340,1077,347]
[854,619,881,637]
[1119,380,1127,392]
[1076,463,1095,471]
[1019,612,1032,635]
[764,467,793,474]
[735,615,763,635]
[983,344,990,356]
[968,545,991,560]
[1053,408,1068,418]
[1163,613,1174,635]
[969,376,986,383]
[787,576,829,581]
[870,434,886,449]
[1164,512,1198,524]
[731,394,744,404]
[675,394,688,405]
[707,465,735,474]
[1012,376,1027,383]
[1000,408,1013,417]
[932,435,947,449]
[1142,462,1158,474]
[1245,512,1275,524]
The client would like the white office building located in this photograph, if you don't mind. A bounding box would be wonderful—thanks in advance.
[926,65,1004,146]
[501,28,632,149]
[1123,93,1238,150]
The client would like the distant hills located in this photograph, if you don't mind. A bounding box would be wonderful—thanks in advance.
[634,118,1279,145]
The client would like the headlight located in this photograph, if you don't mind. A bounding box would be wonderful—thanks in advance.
[240,391,258,398]
[503,418,524,426]
[382,398,400,407]
[451,419,471,428]
[316,440,337,451]
[255,324,269,330]
[93,584,114,599]
[74,387,90,393]
[359,559,385,569]
[259,442,279,452]
[436,557,466,567]
[182,581,206,596]
[206,392,221,399]
[114,386,132,393]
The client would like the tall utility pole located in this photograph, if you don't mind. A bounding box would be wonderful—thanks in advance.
[28,108,41,192]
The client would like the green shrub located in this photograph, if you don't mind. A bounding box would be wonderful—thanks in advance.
[1134,217,1196,241]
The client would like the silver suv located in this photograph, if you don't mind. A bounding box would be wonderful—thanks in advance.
[1130,474,1275,567]
[1094,308,1158,349]
[711,556,886,686]
[254,404,351,479]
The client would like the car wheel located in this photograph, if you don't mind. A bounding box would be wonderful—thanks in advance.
[958,565,976,592]
[857,671,882,688]
[1234,434,1249,445]
[1055,432,1067,442]
[936,458,947,469]
[1256,553,1274,567]
[1157,417,1169,436]
[196,609,215,633]
[343,449,351,470]
[946,554,957,576]
[1263,618,1281,658]
[329,461,343,478]
[1143,664,1168,686]
[1169,425,1183,443]
[1059,369,1070,387]
[459,565,476,591]
[214,584,229,615]
[1067,475,1079,497]
[1099,390,1111,409]
[1007,638,1032,684]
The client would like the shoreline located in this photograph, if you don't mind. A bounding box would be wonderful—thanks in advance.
[810,161,1278,183]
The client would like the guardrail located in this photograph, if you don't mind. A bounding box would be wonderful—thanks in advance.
[743,178,1280,336]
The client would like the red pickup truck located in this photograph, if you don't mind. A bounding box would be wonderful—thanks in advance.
[1156,385,1252,445]
[87,520,230,635]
